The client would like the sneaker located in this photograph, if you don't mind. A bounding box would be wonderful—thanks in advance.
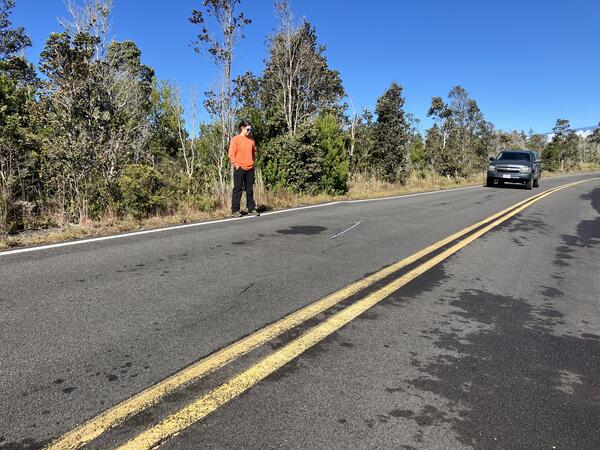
[232,211,243,218]
[249,209,261,217]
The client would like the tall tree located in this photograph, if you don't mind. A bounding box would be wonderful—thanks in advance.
[101,40,154,177]
[424,124,443,172]
[586,123,600,164]
[261,0,344,137]
[189,0,251,200]
[446,86,488,169]
[406,112,425,170]
[0,0,30,59]
[498,130,527,149]
[344,107,375,175]
[347,99,358,168]
[59,0,113,60]
[233,70,272,146]
[0,66,33,232]
[148,80,181,161]
[173,84,200,194]
[426,86,490,177]
[39,31,101,221]
[590,123,600,145]
[544,119,579,171]
[0,0,35,233]
[527,131,547,153]
[372,81,410,183]
[39,1,154,221]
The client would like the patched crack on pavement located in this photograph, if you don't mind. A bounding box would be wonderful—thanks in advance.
[404,289,600,449]
[239,282,256,295]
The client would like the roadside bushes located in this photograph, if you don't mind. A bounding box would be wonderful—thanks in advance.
[118,164,172,219]
[261,115,348,195]
[261,127,322,194]
[1,163,219,231]
[316,114,349,194]
[0,195,44,234]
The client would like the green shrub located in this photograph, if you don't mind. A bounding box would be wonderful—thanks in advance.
[260,116,348,194]
[316,114,348,195]
[261,131,323,194]
[118,164,170,219]
[86,180,121,220]
[0,194,42,234]
[193,195,220,212]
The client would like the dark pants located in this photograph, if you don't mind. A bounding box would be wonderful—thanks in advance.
[232,167,256,213]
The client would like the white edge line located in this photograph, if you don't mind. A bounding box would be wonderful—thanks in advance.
[2,173,597,257]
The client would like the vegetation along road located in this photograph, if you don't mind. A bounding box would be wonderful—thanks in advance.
[1,172,599,449]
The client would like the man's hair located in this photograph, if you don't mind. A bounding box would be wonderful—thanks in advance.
[238,119,251,130]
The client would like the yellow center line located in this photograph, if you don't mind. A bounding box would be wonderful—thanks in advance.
[45,183,570,450]
[119,178,597,449]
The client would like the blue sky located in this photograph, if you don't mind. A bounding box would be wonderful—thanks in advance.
[12,0,600,133]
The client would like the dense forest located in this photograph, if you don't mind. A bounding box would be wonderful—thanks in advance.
[1,0,599,236]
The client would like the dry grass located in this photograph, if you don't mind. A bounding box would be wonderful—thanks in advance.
[346,171,482,199]
[540,162,600,178]
[1,165,599,251]
[0,205,233,251]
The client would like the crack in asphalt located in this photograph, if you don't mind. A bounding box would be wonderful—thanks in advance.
[239,282,256,295]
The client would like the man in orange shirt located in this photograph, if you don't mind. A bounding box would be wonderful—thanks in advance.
[229,120,260,217]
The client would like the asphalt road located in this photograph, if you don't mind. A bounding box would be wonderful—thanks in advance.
[1,173,599,449]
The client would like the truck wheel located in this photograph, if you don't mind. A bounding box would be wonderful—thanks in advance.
[486,177,494,187]
[533,177,539,188]
[526,177,533,190]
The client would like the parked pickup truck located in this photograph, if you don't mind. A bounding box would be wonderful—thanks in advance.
[487,150,542,190]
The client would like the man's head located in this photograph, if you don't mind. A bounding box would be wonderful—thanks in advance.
[239,119,252,137]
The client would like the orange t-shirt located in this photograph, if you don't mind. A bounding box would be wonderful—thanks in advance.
[228,135,256,170]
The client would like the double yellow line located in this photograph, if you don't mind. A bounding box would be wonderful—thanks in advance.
[47,179,596,450]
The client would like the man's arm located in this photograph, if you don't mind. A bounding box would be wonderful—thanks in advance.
[228,138,237,168]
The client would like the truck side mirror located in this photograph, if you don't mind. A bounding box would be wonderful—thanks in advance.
[489,157,495,162]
